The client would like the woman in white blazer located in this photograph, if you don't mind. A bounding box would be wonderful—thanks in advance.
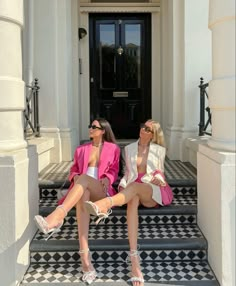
[85,119,173,286]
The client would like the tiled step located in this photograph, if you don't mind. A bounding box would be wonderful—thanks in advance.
[30,223,207,263]
[39,185,197,199]
[38,158,197,190]
[39,205,198,226]
[20,261,219,285]
[39,196,197,208]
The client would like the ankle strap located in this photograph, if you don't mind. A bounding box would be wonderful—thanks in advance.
[107,196,113,208]
[56,204,67,216]
[79,248,90,254]
[129,250,139,257]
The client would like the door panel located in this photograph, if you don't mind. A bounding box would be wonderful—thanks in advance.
[89,14,151,138]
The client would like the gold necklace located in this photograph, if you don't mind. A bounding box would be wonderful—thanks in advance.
[92,142,103,147]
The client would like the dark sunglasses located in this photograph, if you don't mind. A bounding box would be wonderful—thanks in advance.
[140,123,153,134]
[88,124,103,130]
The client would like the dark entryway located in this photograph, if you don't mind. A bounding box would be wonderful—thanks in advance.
[89,13,151,138]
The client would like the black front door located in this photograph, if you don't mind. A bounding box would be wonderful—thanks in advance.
[89,13,151,138]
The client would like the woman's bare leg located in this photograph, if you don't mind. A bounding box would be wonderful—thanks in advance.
[44,174,105,229]
[91,182,156,214]
[76,178,106,272]
[76,190,93,271]
[127,196,144,286]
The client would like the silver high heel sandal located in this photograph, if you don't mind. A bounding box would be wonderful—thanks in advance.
[34,204,67,240]
[84,197,113,225]
[126,249,144,284]
[79,248,97,284]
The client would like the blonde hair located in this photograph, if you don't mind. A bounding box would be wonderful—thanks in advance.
[146,119,166,147]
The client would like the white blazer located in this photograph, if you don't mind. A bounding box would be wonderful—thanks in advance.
[119,140,166,189]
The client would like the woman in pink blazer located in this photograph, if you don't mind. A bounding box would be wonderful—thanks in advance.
[34,118,120,284]
[85,120,173,286]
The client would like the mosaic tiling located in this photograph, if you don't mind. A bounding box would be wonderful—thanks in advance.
[21,261,217,284]
[34,224,203,241]
[54,213,197,227]
[30,249,207,263]
[39,195,197,208]
[38,158,197,184]
[40,186,197,199]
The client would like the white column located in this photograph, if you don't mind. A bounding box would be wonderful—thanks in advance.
[0,1,38,285]
[208,0,236,152]
[198,1,235,286]
[161,0,212,161]
[0,0,26,151]
[33,0,79,162]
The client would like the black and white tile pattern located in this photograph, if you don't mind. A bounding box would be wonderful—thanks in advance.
[31,249,207,264]
[38,158,197,186]
[34,224,203,241]
[21,261,217,284]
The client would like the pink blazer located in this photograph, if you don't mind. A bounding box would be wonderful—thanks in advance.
[58,141,120,205]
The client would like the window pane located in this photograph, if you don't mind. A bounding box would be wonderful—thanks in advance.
[99,24,115,88]
[124,24,141,88]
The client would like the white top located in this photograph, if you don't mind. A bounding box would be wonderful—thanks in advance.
[86,166,98,179]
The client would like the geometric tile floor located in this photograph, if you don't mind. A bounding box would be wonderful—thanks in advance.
[21,261,216,283]
[34,224,203,241]
[20,159,220,286]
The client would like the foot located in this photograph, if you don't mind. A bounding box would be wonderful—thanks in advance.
[34,205,67,233]
[84,197,113,224]
[128,251,144,286]
[45,209,64,229]
[79,249,97,284]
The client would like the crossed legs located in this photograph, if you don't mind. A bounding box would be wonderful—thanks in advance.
[35,174,106,282]
[85,182,157,286]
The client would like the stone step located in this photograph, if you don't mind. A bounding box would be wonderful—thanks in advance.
[30,223,207,263]
[20,261,219,285]
[39,185,197,199]
[39,205,198,226]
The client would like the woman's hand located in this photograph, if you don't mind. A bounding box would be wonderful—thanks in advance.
[73,175,80,183]
[118,186,124,192]
[100,177,110,193]
[151,175,166,186]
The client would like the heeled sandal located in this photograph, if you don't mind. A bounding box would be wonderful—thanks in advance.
[84,197,113,225]
[34,204,67,240]
[79,248,97,284]
[126,249,144,284]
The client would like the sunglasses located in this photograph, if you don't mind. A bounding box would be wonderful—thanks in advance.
[140,123,153,134]
[88,124,103,130]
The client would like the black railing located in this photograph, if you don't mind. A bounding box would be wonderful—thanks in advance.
[198,77,211,136]
[24,78,41,138]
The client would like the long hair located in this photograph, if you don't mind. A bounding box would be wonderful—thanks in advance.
[95,118,117,143]
[147,119,166,147]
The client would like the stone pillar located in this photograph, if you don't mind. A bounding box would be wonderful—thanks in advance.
[161,0,212,161]
[33,0,79,162]
[198,1,235,286]
[0,0,26,151]
[0,0,38,285]
[208,0,236,152]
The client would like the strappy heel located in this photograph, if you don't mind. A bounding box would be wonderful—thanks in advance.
[79,248,97,284]
[34,204,67,240]
[126,248,144,285]
[84,197,113,225]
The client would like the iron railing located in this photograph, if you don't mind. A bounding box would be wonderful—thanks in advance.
[198,77,211,136]
[24,78,40,138]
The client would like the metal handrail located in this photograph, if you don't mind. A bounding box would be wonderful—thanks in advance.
[198,77,211,136]
[24,78,41,138]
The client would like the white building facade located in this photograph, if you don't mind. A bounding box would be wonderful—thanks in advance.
[0,0,235,285]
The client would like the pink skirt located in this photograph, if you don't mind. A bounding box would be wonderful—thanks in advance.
[135,172,173,206]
